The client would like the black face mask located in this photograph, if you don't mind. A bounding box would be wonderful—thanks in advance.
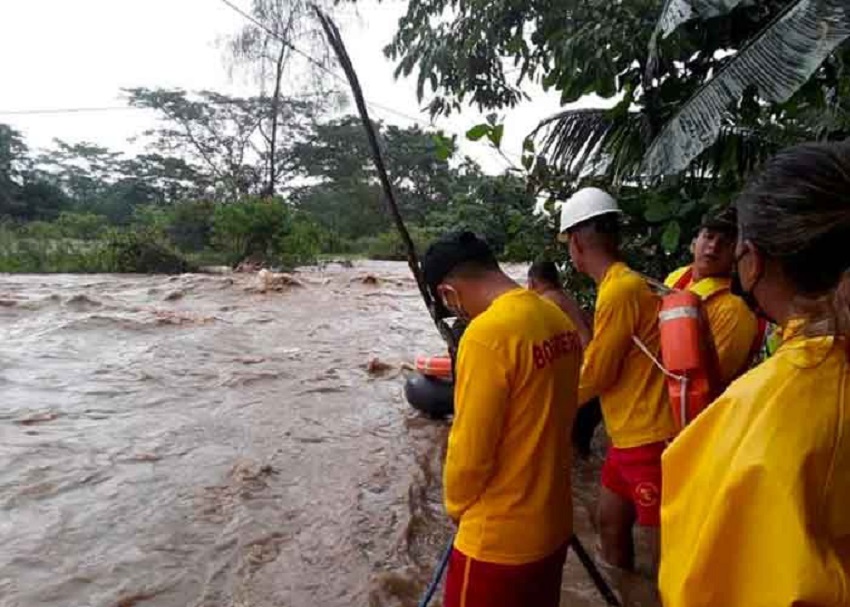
[731,250,775,324]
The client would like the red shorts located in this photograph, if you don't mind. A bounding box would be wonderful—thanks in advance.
[601,441,666,527]
[443,543,568,607]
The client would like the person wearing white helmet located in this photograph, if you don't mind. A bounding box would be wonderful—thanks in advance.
[559,187,677,570]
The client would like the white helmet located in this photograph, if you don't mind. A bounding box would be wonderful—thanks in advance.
[558,187,621,241]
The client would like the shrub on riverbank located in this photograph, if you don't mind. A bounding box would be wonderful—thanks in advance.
[104,230,196,274]
[0,222,110,273]
[0,222,195,274]
[0,198,328,274]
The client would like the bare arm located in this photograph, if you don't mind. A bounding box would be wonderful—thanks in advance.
[542,290,593,347]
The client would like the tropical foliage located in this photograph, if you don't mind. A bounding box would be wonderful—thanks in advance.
[0,107,539,273]
[6,1,849,279]
[377,0,850,259]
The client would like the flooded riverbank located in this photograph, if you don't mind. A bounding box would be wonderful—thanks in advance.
[0,262,657,607]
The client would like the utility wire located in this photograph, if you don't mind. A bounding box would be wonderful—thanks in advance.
[0,106,144,116]
[0,91,342,118]
[216,0,429,127]
[3,2,522,167]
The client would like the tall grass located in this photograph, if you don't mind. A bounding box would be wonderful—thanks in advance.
[0,224,112,273]
[0,224,193,274]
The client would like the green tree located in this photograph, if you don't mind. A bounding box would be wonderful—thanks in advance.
[0,125,27,217]
[31,140,204,222]
[56,211,109,240]
[212,197,293,262]
[643,0,850,176]
[0,127,79,221]
[118,154,210,203]
[127,88,266,200]
[15,179,70,221]
[289,116,458,240]
[126,87,321,201]
[293,180,388,244]
[276,213,326,266]
[36,140,122,204]
[227,0,340,196]
[427,164,540,259]
[165,200,216,252]
[376,0,850,255]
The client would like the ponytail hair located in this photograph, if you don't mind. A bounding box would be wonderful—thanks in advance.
[834,271,850,357]
[736,141,850,353]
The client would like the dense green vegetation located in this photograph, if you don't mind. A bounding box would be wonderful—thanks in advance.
[2,0,848,279]
[0,112,541,272]
[378,0,850,285]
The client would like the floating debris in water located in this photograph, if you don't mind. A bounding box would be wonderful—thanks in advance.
[254,269,304,292]
[16,411,60,426]
[366,358,395,376]
[357,274,381,285]
[234,356,266,365]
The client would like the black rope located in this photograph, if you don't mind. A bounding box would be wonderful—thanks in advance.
[570,534,622,606]
[312,6,457,353]
[417,534,455,607]
[313,9,620,607]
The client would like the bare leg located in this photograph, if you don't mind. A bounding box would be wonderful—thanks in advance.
[644,525,660,575]
[597,486,636,570]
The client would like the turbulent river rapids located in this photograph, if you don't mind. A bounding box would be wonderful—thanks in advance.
[0,262,658,607]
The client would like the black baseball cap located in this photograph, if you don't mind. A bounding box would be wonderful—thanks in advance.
[700,206,737,237]
[421,230,497,295]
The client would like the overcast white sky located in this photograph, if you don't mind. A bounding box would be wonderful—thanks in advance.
[0,0,605,174]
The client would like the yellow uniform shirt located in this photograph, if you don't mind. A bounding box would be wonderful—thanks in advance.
[665,266,760,385]
[660,333,850,607]
[445,288,581,564]
[580,262,677,448]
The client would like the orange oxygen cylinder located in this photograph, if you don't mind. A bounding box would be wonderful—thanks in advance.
[658,290,713,431]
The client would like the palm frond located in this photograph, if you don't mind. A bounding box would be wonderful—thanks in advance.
[689,123,787,180]
[530,108,650,184]
[643,0,850,178]
[656,0,748,39]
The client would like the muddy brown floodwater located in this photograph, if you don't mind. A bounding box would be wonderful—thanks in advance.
[0,262,659,607]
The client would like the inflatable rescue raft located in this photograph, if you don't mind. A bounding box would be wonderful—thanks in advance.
[404,355,453,418]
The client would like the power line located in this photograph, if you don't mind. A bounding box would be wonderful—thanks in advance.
[0,91,349,118]
[4,3,521,168]
[216,0,430,127]
[214,0,528,166]
[2,1,426,125]
[0,106,145,117]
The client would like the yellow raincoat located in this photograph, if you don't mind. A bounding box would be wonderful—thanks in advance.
[660,329,850,606]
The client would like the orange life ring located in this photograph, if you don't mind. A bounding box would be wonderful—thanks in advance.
[415,355,453,380]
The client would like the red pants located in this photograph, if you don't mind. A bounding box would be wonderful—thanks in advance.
[443,543,568,607]
[601,441,666,526]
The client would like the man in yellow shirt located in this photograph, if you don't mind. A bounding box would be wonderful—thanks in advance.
[527,260,593,346]
[664,208,763,387]
[527,261,602,458]
[421,231,583,607]
[558,188,677,570]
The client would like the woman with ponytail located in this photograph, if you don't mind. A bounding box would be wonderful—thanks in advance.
[659,142,850,607]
